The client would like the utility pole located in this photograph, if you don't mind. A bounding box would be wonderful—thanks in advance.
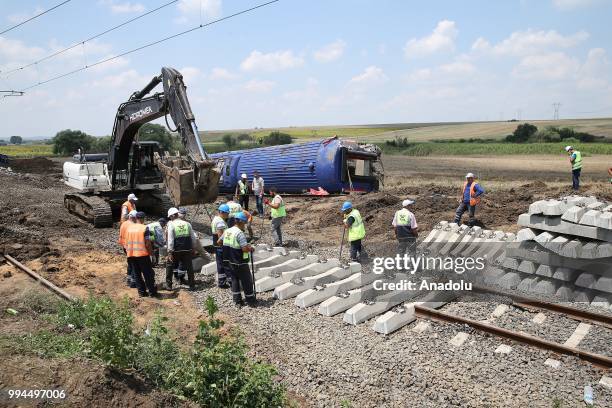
[552,103,561,120]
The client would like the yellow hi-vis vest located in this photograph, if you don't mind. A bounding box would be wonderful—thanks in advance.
[346,209,366,242]
[147,221,160,241]
[572,150,583,170]
[222,226,249,263]
[395,208,412,226]
[211,215,227,235]
[238,180,248,195]
[271,195,286,218]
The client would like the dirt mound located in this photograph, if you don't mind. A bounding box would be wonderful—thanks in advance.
[9,157,60,175]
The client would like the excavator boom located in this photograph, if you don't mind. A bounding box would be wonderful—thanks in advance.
[109,67,220,205]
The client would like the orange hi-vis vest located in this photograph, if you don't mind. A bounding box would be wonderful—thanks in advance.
[121,201,136,219]
[463,181,481,206]
[125,223,149,257]
[118,219,132,248]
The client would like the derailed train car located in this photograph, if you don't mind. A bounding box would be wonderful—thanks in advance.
[209,137,384,194]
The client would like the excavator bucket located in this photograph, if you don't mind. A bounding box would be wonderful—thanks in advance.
[156,154,221,206]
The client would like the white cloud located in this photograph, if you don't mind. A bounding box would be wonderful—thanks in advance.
[0,36,45,61]
[283,78,319,101]
[439,61,476,75]
[89,56,130,73]
[472,29,589,56]
[349,66,387,85]
[240,50,304,72]
[179,66,202,84]
[552,0,600,10]
[244,79,275,92]
[404,20,458,58]
[92,69,149,88]
[313,40,346,63]
[111,2,145,13]
[407,68,432,81]
[208,67,237,80]
[177,0,222,20]
[6,7,44,24]
[577,48,611,89]
[512,52,580,80]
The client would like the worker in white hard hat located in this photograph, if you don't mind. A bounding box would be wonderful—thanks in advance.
[236,173,250,211]
[454,172,485,227]
[564,146,583,190]
[118,210,138,287]
[165,207,198,290]
[392,199,419,256]
[225,194,243,228]
[120,193,138,224]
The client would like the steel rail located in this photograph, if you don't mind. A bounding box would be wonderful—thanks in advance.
[414,304,612,369]
[472,285,612,330]
[3,254,75,302]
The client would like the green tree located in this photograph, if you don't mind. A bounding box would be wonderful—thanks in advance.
[137,123,179,152]
[222,134,237,148]
[262,131,292,146]
[90,136,112,153]
[9,136,23,144]
[506,123,538,143]
[52,129,94,155]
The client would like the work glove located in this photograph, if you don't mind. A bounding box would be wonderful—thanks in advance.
[264,198,270,205]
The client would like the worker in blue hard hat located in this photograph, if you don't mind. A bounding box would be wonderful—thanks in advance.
[223,211,256,307]
[342,201,367,262]
[212,204,231,288]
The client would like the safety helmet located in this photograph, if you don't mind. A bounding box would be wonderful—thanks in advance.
[128,210,137,218]
[178,207,187,215]
[564,145,573,152]
[167,207,179,217]
[402,199,415,207]
[341,201,353,212]
[234,211,248,222]
[241,173,247,178]
[465,172,475,179]
[127,193,138,201]
[219,204,230,213]
[158,218,167,225]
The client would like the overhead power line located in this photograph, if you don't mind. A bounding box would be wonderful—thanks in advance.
[0,1,72,36]
[18,0,280,92]
[1,0,179,79]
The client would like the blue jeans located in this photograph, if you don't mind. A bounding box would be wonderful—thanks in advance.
[255,195,264,216]
[454,202,476,226]
[572,168,581,190]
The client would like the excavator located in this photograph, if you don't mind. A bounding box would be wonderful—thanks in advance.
[62,67,221,227]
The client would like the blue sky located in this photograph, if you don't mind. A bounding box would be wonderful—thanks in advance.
[1,0,612,138]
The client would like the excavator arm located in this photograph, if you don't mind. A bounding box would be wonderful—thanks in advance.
[108,67,220,205]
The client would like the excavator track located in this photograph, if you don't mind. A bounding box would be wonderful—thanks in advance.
[64,193,113,228]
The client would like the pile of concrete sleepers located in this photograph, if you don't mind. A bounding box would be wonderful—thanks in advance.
[494,195,612,310]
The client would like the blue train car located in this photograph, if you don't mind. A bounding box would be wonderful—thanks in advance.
[209,137,383,194]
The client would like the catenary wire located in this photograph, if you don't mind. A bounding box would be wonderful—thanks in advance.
[18,0,280,92]
[0,1,72,36]
[1,0,179,79]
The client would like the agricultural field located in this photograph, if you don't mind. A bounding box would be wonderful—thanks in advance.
[200,118,612,143]
[0,144,53,157]
[380,142,612,156]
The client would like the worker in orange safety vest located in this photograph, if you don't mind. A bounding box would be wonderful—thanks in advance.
[125,211,158,297]
[120,193,138,223]
[454,172,485,227]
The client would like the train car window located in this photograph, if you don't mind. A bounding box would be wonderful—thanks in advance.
[347,158,372,177]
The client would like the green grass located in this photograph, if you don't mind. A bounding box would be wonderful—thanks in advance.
[380,142,612,156]
[0,144,54,157]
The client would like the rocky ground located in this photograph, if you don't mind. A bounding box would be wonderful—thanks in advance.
[1,157,611,407]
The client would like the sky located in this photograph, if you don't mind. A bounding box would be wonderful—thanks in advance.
[1,0,612,138]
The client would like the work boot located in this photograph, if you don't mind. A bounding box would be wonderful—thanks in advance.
[138,292,149,298]
[164,282,173,290]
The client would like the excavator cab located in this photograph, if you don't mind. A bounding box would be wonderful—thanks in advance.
[130,141,163,187]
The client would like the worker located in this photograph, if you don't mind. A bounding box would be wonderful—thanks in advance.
[608,166,612,184]
[166,207,198,291]
[119,210,137,287]
[392,199,419,256]
[264,186,285,246]
[565,146,583,190]
[236,173,250,211]
[222,211,256,307]
[242,209,255,241]
[126,211,158,297]
[225,195,243,228]
[120,193,138,223]
[252,170,265,217]
[454,172,485,227]
[178,207,187,219]
[147,218,167,266]
[212,204,231,288]
[342,201,367,262]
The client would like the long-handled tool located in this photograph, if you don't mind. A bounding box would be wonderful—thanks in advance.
[259,198,267,240]
[339,225,346,262]
[250,250,257,301]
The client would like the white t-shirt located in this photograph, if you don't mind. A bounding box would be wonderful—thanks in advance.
[252,176,264,195]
